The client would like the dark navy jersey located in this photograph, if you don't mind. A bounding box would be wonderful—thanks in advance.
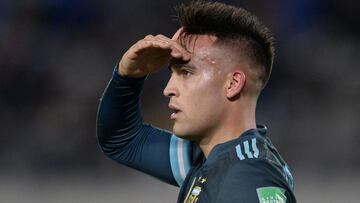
[177,128,295,203]
[97,68,296,203]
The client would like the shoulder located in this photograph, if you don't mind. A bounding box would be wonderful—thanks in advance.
[214,136,296,202]
[222,159,281,187]
[228,134,293,184]
[215,160,294,202]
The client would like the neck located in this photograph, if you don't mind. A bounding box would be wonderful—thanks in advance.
[199,102,256,158]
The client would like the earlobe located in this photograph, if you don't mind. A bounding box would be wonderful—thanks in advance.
[226,71,245,99]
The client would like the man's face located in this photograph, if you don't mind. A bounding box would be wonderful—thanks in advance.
[163,31,232,141]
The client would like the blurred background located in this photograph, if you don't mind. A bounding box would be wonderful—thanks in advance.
[0,0,359,202]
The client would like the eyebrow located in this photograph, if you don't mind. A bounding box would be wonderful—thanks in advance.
[168,63,197,72]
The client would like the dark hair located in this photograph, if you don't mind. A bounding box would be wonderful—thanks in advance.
[175,0,275,88]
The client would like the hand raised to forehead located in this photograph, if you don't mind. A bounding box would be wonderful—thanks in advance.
[118,34,191,78]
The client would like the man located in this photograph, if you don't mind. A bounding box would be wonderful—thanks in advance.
[97,1,296,202]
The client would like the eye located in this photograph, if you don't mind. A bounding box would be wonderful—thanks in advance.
[180,69,192,77]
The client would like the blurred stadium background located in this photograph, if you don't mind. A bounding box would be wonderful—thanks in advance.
[1,0,359,202]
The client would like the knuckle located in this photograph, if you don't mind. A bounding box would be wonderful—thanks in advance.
[144,34,154,39]
[156,34,165,38]
[138,40,149,46]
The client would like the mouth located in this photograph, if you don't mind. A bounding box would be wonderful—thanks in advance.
[168,104,181,120]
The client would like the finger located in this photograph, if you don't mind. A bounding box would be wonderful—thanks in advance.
[155,34,183,49]
[147,38,186,60]
[149,39,187,59]
[171,27,184,40]
[153,38,171,47]
[133,40,170,55]
[154,36,191,60]
[134,40,152,50]
[150,40,171,49]
[144,34,154,40]
[135,38,189,61]
[170,50,190,62]
[155,34,171,41]
[145,34,173,46]
[142,34,187,57]
[129,40,154,56]
[154,34,185,49]
[142,36,170,47]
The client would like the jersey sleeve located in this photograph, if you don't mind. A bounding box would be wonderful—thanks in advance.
[216,160,296,203]
[96,67,192,187]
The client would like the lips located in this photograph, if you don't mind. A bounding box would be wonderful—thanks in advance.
[168,104,181,120]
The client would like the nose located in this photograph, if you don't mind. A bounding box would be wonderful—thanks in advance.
[163,74,179,98]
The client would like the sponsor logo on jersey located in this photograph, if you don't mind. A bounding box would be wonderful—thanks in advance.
[256,186,287,203]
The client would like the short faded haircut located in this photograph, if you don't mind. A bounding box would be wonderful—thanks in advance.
[175,0,275,89]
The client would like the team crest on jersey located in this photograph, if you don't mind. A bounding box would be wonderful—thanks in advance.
[185,186,201,203]
[256,186,287,203]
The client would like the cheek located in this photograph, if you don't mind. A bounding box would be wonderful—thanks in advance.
[175,74,226,136]
[183,89,225,136]
[186,75,225,114]
[198,70,226,98]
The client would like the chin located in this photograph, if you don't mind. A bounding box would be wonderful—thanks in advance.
[172,125,198,141]
[172,125,188,138]
[172,128,186,138]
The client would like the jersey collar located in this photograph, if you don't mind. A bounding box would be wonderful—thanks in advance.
[203,124,267,166]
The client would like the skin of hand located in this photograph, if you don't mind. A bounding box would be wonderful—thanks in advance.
[118,32,191,78]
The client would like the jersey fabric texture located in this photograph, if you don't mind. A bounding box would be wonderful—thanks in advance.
[96,68,297,203]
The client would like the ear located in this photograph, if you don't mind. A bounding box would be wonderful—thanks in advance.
[226,71,246,99]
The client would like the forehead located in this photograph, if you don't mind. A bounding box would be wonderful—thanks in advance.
[185,34,217,49]
[178,34,223,67]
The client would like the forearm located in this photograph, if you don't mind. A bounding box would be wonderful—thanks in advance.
[96,67,179,185]
[97,67,146,157]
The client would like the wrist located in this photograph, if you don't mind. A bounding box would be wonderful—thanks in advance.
[118,61,146,78]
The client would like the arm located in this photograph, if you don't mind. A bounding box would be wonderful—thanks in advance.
[97,67,176,185]
[97,34,192,186]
